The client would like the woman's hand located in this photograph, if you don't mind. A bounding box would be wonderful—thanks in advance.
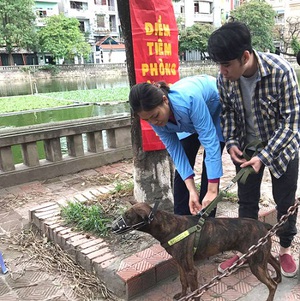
[188,189,202,215]
[185,178,202,215]
[201,182,218,211]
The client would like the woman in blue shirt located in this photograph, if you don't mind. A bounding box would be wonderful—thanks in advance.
[129,75,224,215]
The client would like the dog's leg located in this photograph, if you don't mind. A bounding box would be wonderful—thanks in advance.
[186,267,199,301]
[248,258,277,301]
[173,264,188,300]
[173,263,199,301]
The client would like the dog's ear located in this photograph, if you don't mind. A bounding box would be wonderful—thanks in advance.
[132,202,152,219]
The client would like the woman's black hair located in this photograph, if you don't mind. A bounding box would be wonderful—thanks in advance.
[129,81,170,113]
[207,21,253,63]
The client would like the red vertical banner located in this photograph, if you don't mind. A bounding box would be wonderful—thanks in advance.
[129,0,180,151]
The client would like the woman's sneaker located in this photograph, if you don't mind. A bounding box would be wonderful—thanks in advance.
[279,254,297,277]
[218,254,248,273]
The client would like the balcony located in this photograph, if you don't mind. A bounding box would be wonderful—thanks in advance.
[194,13,213,23]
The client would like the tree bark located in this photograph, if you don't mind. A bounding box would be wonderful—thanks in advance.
[117,0,174,211]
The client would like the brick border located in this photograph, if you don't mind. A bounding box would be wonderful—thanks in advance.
[29,185,277,300]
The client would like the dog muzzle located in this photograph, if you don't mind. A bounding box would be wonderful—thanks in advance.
[111,201,160,235]
[111,215,150,234]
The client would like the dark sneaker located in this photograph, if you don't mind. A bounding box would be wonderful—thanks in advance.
[217,254,247,273]
[279,254,297,277]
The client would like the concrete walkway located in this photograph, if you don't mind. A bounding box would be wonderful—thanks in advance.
[0,152,300,300]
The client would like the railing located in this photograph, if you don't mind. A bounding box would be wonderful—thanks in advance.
[0,114,132,188]
[0,63,128,72]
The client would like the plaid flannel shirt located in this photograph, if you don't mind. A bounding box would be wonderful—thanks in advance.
[217,50,300,178]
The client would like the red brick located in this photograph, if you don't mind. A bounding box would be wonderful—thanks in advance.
[117,266,142,281]
[127,268,156,299]
[155,258,178,282]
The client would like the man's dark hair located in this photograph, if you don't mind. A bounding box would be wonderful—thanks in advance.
[207,21,253,63]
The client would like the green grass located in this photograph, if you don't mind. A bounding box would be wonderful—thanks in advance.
[196,182,238,203]
[0,87,130,114]
[223,190,238,202]
[60,179,134,237]
[114,181,134,194]
[61,201,112,237]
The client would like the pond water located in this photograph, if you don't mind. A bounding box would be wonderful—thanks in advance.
[0,76,130,97]
[0,102,130,129]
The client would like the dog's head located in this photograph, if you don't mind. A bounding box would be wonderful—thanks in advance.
[111,202,159,234]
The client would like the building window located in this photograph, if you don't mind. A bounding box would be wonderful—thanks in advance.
[199,2,211,14]
[109,15,116,32]
[96,14,105,27]
[194,3,199,13]
[79,21,85,32]
[70,1,88,10]
[36,10,47,18]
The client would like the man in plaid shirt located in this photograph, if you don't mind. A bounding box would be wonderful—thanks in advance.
[208,21,300,277]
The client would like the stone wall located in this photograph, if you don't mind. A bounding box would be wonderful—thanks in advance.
[0,62,219,82]
[0,63,128,81]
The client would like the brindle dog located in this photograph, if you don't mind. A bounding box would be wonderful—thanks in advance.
[112,202,281,301]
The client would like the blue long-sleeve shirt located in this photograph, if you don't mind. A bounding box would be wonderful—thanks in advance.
[151,75,224,181]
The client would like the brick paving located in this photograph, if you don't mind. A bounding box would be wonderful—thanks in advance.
[0,152,300,300]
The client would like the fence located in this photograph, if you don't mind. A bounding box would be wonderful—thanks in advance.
[0,114,132,188]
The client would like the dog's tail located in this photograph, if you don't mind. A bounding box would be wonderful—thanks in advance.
[268,254,282,284]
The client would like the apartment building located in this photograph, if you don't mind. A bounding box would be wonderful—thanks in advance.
[265,0,300,53]
[173,0,222,30]
[33,0,122,64]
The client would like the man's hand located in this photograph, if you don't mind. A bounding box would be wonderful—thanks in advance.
[229,146,247,164]
[240,155,262,173]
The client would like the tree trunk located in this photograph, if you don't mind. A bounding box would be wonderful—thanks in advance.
[117,0,174,211]
[8,52,14,66]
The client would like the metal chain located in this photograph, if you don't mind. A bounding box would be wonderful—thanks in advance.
[178,198,300,301]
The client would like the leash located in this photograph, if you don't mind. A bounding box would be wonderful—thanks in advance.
[162,140,265,252]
